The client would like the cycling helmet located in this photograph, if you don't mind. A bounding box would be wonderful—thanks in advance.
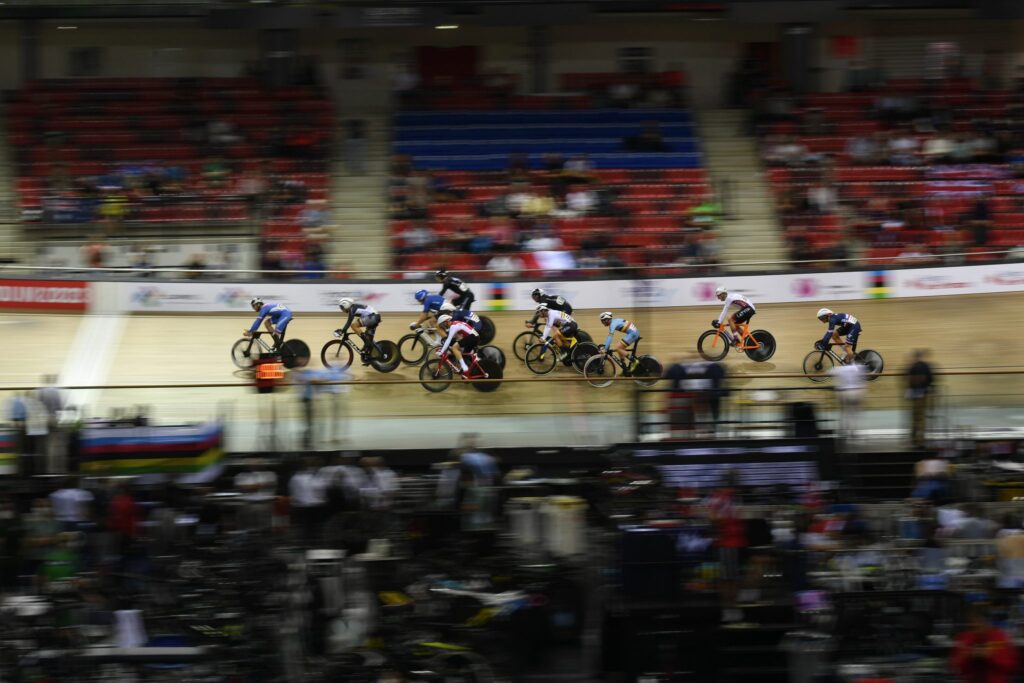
[536,303,548,313]
[250,297,264,310]
[531,288,545,299]
[599,311,613,322]
[338,297,354,311]
[414,289,428,302]
[715,286,728,298]
[434,268,448,280]
[816,308,833,320]
[439,302,456,313]
[437,314,453,327]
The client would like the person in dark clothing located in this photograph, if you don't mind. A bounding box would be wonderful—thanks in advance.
[906,349,935,448]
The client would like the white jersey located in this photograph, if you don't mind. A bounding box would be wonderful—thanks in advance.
[541,309,575,340]
[439,320,478,354]
[353,303,377,324]
[717,293,755,325]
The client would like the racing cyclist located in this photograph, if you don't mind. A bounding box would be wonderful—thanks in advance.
[411,288,447,330]
[714,286,756,347]
[435,269,475,310]
[436,313,479,376]
[599,311,640,372]
[245,297,292,351]
[816,308,861,364]
[336,297,382,365]
[530,288,573,314]
[451,305,485,334]
[535,303,579,364]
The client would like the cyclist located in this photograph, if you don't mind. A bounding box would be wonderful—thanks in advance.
[411,288,447,330]
[245,297,292,351]
[531,288,573,314]
[535,303,579,364]
[816,308,861,364]
[336,297,382,365]
[436,313,479,376]
[451,305,485,334]
[599,311,640,372]
[713,286,756,347]
[435,268,476,310]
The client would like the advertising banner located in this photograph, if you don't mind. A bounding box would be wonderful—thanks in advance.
[891,264,1024,298]
[0,279,88,311]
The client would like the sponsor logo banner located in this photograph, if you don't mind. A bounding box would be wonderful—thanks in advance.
[0,279,88,311]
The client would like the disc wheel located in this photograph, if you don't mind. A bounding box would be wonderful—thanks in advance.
[471,358,503,392]
[370,340,401,373]
[583,354,618,388]
[419,358,453,392]
[477,316,497,345]
[745,330,777,362]
[856,349,884,381]
[281,339,311,369]
[525,342,558,375]
[231,338,261,370]
[633,356,663,387]
[513,330,541,361]
[397,333,428,366]
[571,342,600,374]
[321,339,355,370]
[479,345,506,371]
[697,330,730,361]
[802,350,835,382]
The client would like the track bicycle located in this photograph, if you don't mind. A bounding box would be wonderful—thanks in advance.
[524,336,597,375]
[515,312,593,363]
[802,343,884,382]
[321,330,401,372]
[697,320,776,362]
[399,322,506,370]
[231,331,310,370]
[419,349,503,393]
[582,338,663,388]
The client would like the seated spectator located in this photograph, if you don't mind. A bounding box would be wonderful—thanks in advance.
[565,185,597,215]
[299,199,327,229]
[912,454,951,503]
[563,154,594,183]
[950,134,975,164]
[888,128,921,165]
[202,156,231,188]
[487,217,518,252]
[807,183,837,214]
[398,221,436,255]
[446,221,474,253]
[486,253,523,278]
[968,131,999,162]
[950,604,1019,683]
[765,135,811,167]
[968,198,992,246]
[922,133,954,164]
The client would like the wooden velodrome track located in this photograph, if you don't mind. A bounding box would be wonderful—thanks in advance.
[1,292,1023,431]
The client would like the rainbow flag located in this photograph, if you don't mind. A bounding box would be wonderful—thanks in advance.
[485,283,510,311]
[78,423,223,475]
[868,271,891,299]
[0,431,15,475]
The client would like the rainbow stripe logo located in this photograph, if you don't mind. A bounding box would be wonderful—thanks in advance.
[486,283,509,311]
[868,271,890,299]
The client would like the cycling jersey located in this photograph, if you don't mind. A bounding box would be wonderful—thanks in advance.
[822,313,861,347]
[535,293,573,315]
[439,276,475,310]
[541,309,575,341]
[717,293,755,325]
[421,294,446,314]
[340,303,380,334]
[249,303,292,335]
[604,318,640,349]
[452,309,483,333]
[439,320,479,355]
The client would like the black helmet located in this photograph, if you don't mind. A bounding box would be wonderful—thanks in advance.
[435,268,448,280]
[531,288,544,299]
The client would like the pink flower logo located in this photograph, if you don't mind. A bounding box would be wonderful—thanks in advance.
[694,282,717,301]
[793,278,818,298]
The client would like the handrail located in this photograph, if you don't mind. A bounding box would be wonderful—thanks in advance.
[1,248,1019,278]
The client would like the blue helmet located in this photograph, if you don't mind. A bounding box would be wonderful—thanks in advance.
[414,289,428,302]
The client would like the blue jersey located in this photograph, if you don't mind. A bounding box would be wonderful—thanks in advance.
[452,309,482,331]
[250,303,293,333]
[422,294,446,314]
[604,318,639,349]
[822,313,860,345]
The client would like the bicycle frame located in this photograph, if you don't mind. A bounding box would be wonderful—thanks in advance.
[436,350,488,379]
[606,339,641,369]
[338,330,381,357]
[711,322,759,350]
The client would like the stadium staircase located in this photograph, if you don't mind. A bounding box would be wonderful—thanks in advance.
[696,109,787,271]
[0,105,21,264]
[329,111,393,276]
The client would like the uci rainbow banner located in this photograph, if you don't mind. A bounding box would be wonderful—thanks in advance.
[78,422,223,475]
[0,431,16,475]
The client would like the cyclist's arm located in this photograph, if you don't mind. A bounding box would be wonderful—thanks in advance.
[603,325,618,350]
[249,306,270,333]
[438,280,452,297]
[339,309,357,335]
[438,326,459,354]
[717,298,733,325]
[540,310,558,341]
[820,321,838,347]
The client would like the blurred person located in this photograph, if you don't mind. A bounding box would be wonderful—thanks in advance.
[184,252,207,280]
[923,132,954,164]
[950,604,1019,683]
[846,134,880,165]
[997,523,1024,589]
[299,199,328,229]
[38,531,80,592]
[807,182,837,214]
[829,360,866,443]
[888,127,921,165]
[360,457,399,512]
[238,164,267,219]
[563,154,594,183]
[201,156,230,189]
[455,434,499,532]
[906,350,935,448]
[24,498,58,580]
[952,504,997,540]
[36,374,66,474]
[912,452,951,504]
[80,236,108,270]
[289,457,327,543]
[106,483,139,560]
[565,185,597,215]
[486,253,523,278]
[50,477,93,532]
[704,470,747,623]
[397,221,436,255]
[0,499,22,592]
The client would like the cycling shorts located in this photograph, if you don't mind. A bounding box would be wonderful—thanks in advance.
[458,335,479,353]
[844,322,861,348]
[623,328,640,346]
[560,321,579,339]
[274,312,293,335]
[453,291,475,310]
[361,313,381,329]
[733,307,755,324]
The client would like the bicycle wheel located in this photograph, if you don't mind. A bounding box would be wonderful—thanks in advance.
[370,340,401,373]
[397,333,428,366]
[281,339,311,369]
[745,330,777,362]
[231,338,261,369]
[479,344,506,371]
[477,316,497,345]
[802,350,835,382]
[633,355,663,387]
[697,329,730,361]
[513,330,541,361]
[525,342,558,375]
[576,330,593,344]
[856,349,885,381]
[571,341,600,374]
[584,354,618,388]
[321,339,355,369]
[419,358,453,392]
[471,358,503,393]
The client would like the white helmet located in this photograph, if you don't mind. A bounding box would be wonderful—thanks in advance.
[715,286,728,297]
[536,303,548,313]
[599,311,613,322]
[338,297,354,311]
[817,308,833,319]
[250,297,264,310]
[439,302,456,313]
[437,314,453,327]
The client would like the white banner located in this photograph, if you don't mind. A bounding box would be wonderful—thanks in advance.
[101,262,1024,315]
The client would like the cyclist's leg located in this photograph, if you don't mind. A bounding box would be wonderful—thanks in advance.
[452,340,468,373]
[273,315,291,350]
